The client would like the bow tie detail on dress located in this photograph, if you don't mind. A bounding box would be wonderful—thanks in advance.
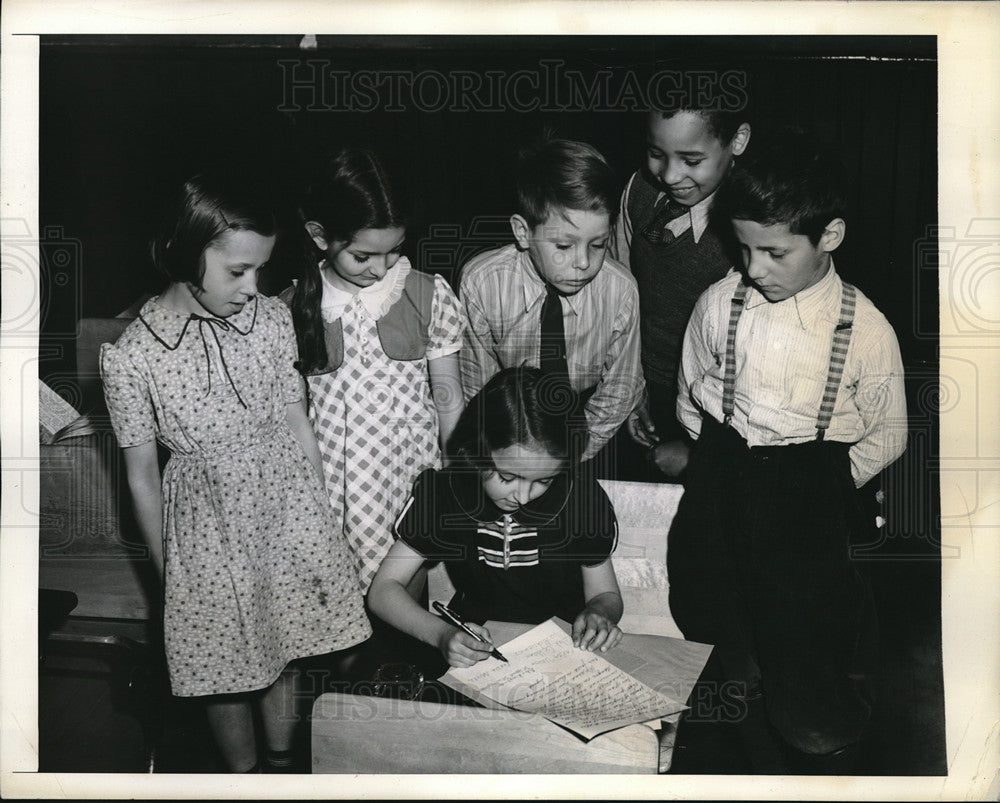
[139,298,258,409]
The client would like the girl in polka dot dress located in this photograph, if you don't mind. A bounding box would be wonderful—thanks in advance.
[281,148,466,595]
[101,171,371,772]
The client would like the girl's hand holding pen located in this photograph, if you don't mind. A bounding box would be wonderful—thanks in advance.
[438,623,496,668]
[432,600,506,667]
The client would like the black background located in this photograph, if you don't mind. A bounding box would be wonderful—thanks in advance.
[39,34,936,383]
[38,34,941,561]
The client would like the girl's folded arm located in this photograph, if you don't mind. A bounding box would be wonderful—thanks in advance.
[122,440,164,578]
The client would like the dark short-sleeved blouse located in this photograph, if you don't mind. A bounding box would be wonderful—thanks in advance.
[394,467,617,625]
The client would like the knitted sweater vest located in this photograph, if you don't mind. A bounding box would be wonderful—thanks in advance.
[626,171,733,390]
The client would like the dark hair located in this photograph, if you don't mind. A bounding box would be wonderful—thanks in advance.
[291,147,408,373]
[151,171,277,288]
[515,137,619,228]
[714,130,847,245]
[447,366,584,472]
[651,108,746,146]
[648,65,752,145]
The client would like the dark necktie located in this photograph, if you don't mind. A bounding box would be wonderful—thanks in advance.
[539,284,587,451]
[641,195,689,243]
[539,284,569,383]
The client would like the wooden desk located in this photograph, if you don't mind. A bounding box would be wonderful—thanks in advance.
[311,622,711,774]
[312,693,660,774]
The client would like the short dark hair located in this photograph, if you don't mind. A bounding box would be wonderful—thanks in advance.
[515,138,619,228]
[151,170,276,287]
[651,108,747,146]
[447,366,585,472]
[714,130,847,244]
[648,65,752,145]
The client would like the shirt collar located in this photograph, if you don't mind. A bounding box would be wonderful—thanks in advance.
[518,248,587,316]
[653,189,715,244]
[320,256,410,322]
[138,294,258,349]
[745,260,840,326]
[446,465,573,526]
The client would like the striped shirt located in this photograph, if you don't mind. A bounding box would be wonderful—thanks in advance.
[459,244,645,460]
[678,265,907,487]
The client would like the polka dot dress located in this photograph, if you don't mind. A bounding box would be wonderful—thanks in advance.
[101,295,371,697]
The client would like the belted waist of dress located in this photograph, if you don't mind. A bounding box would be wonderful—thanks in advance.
[166,427,288,464]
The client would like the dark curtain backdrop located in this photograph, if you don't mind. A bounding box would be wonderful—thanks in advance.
[39,34,936,387]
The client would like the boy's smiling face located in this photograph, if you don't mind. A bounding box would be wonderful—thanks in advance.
[511,206,611,295]
[732,218,843,302]
[646,110,749,207]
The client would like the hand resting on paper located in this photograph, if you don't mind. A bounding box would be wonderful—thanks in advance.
[572,604,623,652]
[572,560,624,652]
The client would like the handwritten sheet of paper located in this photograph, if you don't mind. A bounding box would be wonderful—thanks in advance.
[444,619,687,740]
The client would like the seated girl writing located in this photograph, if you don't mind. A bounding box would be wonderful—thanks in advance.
[368,366,624,668]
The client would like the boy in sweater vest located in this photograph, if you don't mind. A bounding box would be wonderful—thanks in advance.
[615,105,750,479]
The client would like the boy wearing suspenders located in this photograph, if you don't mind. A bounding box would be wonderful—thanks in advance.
[670,132,907,762]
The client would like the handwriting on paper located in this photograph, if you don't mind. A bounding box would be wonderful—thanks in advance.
[445,619,687,740]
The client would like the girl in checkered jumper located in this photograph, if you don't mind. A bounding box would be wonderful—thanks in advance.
[101,170,371,772]
[281,147,466,594]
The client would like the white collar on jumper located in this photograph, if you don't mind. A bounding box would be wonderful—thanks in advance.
[319,256,411,322]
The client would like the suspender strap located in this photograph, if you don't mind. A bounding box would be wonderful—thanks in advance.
[815,282,857,440]
[722,280,748,426]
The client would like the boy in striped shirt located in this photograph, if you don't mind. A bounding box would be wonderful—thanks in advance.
[669,131,907,765]
[459,138,645,468]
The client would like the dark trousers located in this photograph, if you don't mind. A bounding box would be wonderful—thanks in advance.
[645,377,686,443]
[667,417,876,755]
